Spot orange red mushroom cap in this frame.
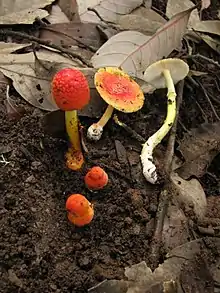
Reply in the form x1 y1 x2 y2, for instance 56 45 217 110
66 194 94 227
52 68 90 111
84 166 108 190
95 67 144 113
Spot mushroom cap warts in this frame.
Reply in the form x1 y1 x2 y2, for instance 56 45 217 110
52 68 90 111
66 194 94 226
85 166 108 190
144 58 189 89
95 67 144 113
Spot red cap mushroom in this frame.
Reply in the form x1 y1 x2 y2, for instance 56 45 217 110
84 166 108 190
87 67 144 141
52 68 90 170
66 194 94 227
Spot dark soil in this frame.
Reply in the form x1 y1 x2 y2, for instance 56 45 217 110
1 1 220 293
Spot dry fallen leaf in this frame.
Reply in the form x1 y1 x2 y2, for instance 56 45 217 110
170 173 207 220
188 69 208 77
89 238 219 293
0 50 94 111
0 42 30 54
46 4 70 24
193 20 220 36
177 122 220 179
201 0 211 11
166 0 200 28
40 22 104 51
92 7 195 79
57 0 79 21
118 7 166 35
200 33 220 54
0 0 55 24
79 0 143 23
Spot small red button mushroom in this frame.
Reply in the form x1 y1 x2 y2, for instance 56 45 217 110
52 68 90 170
66 194 94 227
84 166 108 190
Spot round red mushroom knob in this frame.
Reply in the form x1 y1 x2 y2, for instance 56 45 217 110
52 68 90 111
84 166 108 190
66 194 94 227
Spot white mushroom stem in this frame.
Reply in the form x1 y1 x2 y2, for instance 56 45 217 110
87 105 114 141
140 69 177 184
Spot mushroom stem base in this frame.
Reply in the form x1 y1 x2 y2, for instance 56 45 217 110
87 105 114 141
141 69 177 184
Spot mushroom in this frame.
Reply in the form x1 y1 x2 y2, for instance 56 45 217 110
66 194 94 227
84 166 108 190
141 58 189 184
52 68 90 170
87 67 144 141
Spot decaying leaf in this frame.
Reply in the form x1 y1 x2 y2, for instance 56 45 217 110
143 0 152 8
0 50 95 111
166 0 200 28
0 0 55 24
40 22 105 51
162 204 190 252
193 20 220 36
57 0 79 21
79 0 143 23
92 7 195 79
0 42 30 54
170 173 207 220
89 238 219 293
132 6 166 24
200 33 220 54
177 122 220 179
46 4 70 24
201 0 211 11
118 7 166 35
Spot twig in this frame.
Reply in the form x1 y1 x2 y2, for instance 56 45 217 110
0 29 91 67
113 114 145 144
149 82 184 270
149 189 170 270
165 80 184 175
196 80 220 121
187 54 220 70
0 154 10 166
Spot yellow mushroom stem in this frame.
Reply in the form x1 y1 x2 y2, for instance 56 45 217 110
65 110 84 171
87 105 114 141
141 69 177 184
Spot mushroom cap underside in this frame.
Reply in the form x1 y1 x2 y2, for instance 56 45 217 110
144 58 189 89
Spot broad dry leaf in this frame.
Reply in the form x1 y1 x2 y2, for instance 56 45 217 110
92 7 195 79
193 20 220 36
118 7 166 35
79 0 143 23
0 0 55 24
170 173 207 220
132 6 166 24
166 0 200 28
0 42 30 54
0 50 91 111
57 0 79 21
46 4 70 24
200 33 220 54
143 0 152 8
177 122 220 179
201 0 211 11
40 22 104 51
